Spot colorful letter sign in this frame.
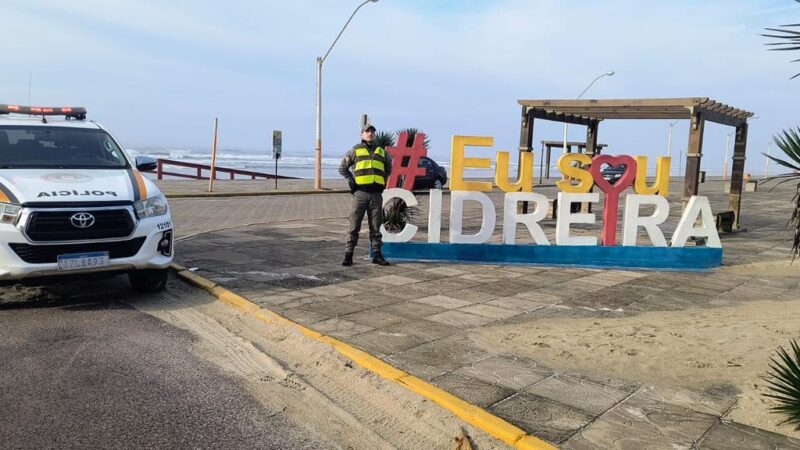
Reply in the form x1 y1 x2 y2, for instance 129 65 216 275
380 135 722 271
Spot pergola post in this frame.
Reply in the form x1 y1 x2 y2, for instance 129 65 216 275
545 143 552 179
586 121 599 155
582 121 600 213
518 107 534 212
729 123 748 229
683 111 706 208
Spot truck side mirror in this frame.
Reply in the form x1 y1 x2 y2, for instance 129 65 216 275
135 156 158 172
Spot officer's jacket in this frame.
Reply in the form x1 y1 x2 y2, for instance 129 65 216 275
339 142 393 192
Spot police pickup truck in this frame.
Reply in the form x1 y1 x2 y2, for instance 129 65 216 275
0 104 173 291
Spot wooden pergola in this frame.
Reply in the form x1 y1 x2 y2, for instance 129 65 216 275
538 140 608 183
517 98 755 228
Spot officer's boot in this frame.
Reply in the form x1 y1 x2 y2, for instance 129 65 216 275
342 251 354 266
372 251 390 266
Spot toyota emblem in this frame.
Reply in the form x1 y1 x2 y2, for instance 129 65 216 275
70 212 96 229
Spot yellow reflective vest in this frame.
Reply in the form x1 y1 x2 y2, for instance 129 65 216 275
353 145 387 187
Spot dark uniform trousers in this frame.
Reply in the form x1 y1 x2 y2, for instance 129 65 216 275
346 190 383 253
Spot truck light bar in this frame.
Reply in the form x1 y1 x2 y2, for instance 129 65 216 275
0 104 87 120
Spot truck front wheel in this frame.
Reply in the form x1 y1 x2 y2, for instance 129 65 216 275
129 269 169 292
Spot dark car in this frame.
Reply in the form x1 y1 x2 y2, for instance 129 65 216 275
600 164 627 184
410 156 448 190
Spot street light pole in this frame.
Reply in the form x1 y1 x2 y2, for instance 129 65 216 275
723 131 733 182
563 71 614 155
765 141 772 178
314 0 379 190
667 119 680 176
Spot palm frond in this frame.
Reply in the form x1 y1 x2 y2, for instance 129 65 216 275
374 130 396 149
775 128 800 166
396 128 431 150
764 5 800 79
382 197 417 232
761 127 800 259
763 339 800 430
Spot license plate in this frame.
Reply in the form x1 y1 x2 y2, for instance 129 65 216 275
57 252 110 271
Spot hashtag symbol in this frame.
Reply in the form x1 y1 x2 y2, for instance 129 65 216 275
386 132 428 190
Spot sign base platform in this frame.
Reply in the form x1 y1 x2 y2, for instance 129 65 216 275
381 243 722 271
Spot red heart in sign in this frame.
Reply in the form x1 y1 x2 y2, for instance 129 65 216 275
589 155 637 194
589 155 638 246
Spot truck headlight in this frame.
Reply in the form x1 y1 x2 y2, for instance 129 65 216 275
134 194 169 219
0 203 21 224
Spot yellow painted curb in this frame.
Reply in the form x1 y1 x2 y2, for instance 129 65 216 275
171 266 558 450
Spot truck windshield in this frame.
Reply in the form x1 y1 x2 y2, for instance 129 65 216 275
0 126 128 169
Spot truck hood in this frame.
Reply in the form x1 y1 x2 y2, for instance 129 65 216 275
0 168 160 204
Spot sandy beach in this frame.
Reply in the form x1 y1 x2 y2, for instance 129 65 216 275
474 259 800 438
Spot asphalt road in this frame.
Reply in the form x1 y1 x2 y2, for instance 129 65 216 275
0 276 328 450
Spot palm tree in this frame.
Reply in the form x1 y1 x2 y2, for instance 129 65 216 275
764 339 800 430
397 128 430 150
763 128 800 259
762 0 800 79
374 130 396 149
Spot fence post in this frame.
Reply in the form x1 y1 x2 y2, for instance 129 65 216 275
157 160 163 180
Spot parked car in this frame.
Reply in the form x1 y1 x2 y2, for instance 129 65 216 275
411 157 448 190
600 164 627 184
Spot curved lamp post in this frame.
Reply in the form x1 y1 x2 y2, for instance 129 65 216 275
315 0 379 190
563 71 615 155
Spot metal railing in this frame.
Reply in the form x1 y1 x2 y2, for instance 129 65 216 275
144 159 296 180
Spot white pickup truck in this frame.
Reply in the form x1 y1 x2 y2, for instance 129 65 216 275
0 104 173 291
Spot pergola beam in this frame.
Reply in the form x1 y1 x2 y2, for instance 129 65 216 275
517 97 755 228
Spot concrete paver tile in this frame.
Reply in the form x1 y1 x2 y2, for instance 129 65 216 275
367 275 422 287
348 328 436 355
383 355 449 381
280 308 329 325
512 291 562 303
301 284 359 298
373 287 432 301
379 320 459 343
485 296 551 312
340 310 409 329
412 295 474 310
698 420 800 450
325 280 376 294
458 272 506 283
459 304 519 320
301 300 367 318
456 354 553 391
469 281 538 297
399 270 451 282
563 391 717 449
399 334 497 373
431 372 515 409
635 385 737 417
423 266 468 277
312 318 375 338
426 310 493 328
343 291 408 307
376 301 448 319
280 296 330 309
248 292 308 307
525 374 632 416
490 393 594 444
445 288 502 303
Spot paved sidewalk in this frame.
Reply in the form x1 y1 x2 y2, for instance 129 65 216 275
170 180 800 448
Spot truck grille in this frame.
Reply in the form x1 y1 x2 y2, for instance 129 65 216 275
9 237 147 264
26 209 135 241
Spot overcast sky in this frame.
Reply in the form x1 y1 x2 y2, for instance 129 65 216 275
3 0 799 174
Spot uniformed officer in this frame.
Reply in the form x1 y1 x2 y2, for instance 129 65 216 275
339 123 392 266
